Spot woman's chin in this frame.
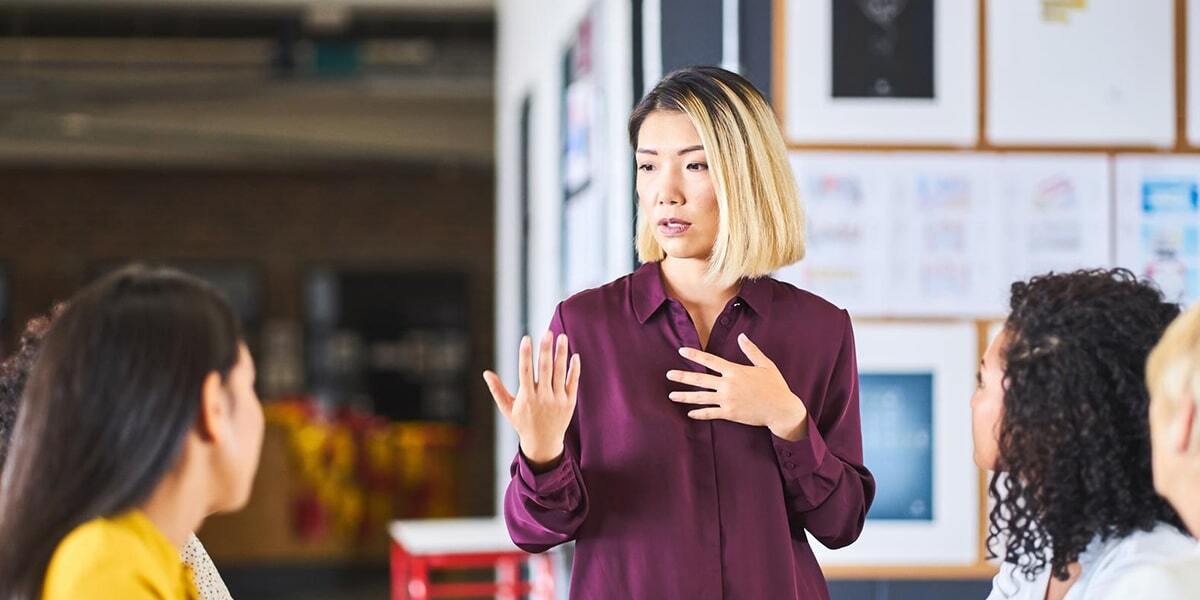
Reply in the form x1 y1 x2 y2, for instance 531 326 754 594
657 239 713 261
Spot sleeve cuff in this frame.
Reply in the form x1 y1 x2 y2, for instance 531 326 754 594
771 418 829 483
514 449 577 494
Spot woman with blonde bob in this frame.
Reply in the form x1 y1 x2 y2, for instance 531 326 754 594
1109 302 1200 599
484 66 875 599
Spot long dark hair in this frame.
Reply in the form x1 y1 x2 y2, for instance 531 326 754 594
0 266 242 600
987 269 1184 583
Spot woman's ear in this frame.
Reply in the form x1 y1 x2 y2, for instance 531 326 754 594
198 371 230 444
1171 395 1197 455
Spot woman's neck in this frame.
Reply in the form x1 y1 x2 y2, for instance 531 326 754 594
659 257 738 309
1173 483 1200 538
138 463 209 550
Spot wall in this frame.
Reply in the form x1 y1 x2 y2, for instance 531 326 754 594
0 163 498 519
494 0 637 509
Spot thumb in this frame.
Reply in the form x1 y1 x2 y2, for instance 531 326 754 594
483 371 515 420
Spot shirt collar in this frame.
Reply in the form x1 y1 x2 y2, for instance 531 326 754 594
631 261 772 324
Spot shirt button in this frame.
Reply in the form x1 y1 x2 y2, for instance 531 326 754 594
785 461 796 469
782 450 793 458
719 316 731 326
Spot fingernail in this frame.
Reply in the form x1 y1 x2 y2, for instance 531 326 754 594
677 347 688 356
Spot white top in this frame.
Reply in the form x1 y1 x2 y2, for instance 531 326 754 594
985 524 1195 600
388 518 521 555
182 534 233 600
1106 542 1200 600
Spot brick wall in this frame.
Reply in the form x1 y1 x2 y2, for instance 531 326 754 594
0 162 497 517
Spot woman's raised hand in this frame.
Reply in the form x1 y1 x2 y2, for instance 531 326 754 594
483 331 581 468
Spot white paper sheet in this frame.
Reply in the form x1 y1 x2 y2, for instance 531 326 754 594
986 0 1174 146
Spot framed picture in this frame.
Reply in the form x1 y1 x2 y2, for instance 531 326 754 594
811 321 982 570
1190 0 1200 146
1114 155 1200 308
986 0 1174 146
988 154 1113 308
779 152 1114 317
778 0 978 145
778 152 1002 317
560 3 610 297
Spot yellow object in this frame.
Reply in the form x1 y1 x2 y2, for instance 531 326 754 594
1042 0 1087 23
43 510 199 600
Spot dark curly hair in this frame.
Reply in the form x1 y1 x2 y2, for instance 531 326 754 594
987 268 1185 583
0 305 63 469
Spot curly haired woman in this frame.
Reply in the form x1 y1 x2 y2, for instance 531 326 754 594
973 269 1194 600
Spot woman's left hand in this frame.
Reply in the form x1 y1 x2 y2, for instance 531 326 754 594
667 333 809 441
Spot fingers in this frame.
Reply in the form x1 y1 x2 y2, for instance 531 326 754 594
686 407 725 421
517 336 534 392
678 347 736 374
566 354 581 403
737 333 774 367
537 330 553 389
552 334 569 396
665 369 722 391
668 391 721 405
482 371 515 419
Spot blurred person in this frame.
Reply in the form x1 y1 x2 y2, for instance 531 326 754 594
971 269 1193 600
483 66 874 599
1107 302 1200 599
0 304 234 600
0 266 264 600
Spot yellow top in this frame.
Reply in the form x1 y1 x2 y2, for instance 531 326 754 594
42 510 199 600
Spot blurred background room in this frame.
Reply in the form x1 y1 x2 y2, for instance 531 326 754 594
0 0 1196 599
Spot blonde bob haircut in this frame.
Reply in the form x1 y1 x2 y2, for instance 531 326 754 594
1147 302 1200 422
628 66 805 286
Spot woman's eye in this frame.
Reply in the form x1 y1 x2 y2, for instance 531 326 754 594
687 162 708 171
637 163 655 172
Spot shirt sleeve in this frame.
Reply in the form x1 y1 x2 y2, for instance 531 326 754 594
770 310 875 549
502 302 589 553
182 534 233 600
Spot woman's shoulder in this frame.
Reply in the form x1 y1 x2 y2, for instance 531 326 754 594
1107 553 1200 600
759 276 847 319
556 272 640 322
43 512 192 599
1091 524 1195 566
1078 524 1196 596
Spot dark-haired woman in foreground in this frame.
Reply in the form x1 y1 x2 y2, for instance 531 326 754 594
0 266 264 600
973 269 1194 600
0 303 234 600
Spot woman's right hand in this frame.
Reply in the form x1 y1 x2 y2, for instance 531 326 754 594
483 331 580 470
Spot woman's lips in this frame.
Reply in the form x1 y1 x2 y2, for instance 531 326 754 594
658 218 692 237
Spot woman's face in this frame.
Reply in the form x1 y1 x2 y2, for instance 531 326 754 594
971 330 1008 471
213 343 265 513
635 110 720 261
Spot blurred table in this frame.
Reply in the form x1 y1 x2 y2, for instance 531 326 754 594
388 518 555 600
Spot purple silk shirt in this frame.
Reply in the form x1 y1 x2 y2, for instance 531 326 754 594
504 261 875 599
